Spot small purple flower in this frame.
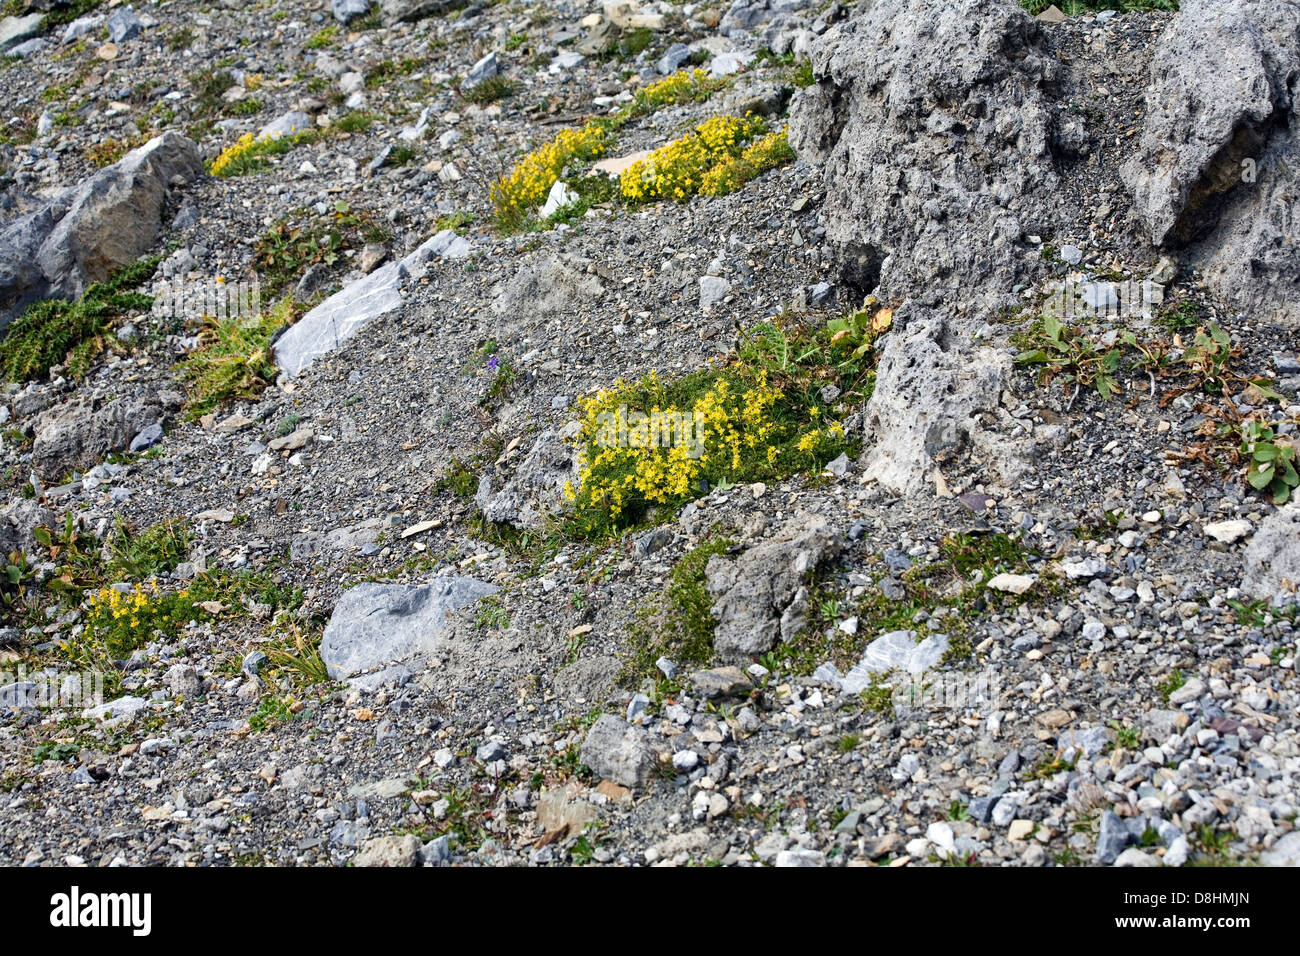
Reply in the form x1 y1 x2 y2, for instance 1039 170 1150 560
487 355 500 372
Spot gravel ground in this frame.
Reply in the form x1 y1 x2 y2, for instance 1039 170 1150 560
0 0 1297 868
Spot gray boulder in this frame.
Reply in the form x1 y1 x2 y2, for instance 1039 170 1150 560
106 7 143 43
330 0 371 24
789 0 1060 312
31 391 180 481
354 834 422 867
1261 830 1300 867
579 715 657 789
320 578 499 689
705 516 841 661
1241 501 1300 600
0 499 55 556
481 429 580 531
0 133 203 328
379 0 462 26
1122 0 1300 326
464 51 498 88
274 229 471 377
0 14 43 53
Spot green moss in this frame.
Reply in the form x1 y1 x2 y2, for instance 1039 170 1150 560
620 536 733 684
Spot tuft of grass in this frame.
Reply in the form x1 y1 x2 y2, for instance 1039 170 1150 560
475 596 510 631
335 111 379 133
0 256 159 384
174 298 295 419
463 76 516 104
264 621 331 688
305 25 339 50
106 517 190 580
85 133 151 168
38 0 105 30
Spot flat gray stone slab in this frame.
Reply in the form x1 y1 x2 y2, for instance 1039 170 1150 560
320 578 498 689
273 229 472 377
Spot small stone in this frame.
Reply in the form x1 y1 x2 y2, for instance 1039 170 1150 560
1007 819 1035 841
1203 519 1252 544
987 572 1035 595
774 848 826 867
354 834 421 867
689 666 752 698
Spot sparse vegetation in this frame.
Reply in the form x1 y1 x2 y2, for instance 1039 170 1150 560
621 535 734 685
174 298 296 419
463 76 516 104
0 256 158 384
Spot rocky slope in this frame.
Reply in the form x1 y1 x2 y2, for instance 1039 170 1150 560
0 0 1297 868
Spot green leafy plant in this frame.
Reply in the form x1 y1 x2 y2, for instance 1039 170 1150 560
1015 314 1121 404
105 517 190 579
175 299 295 418
1236 420 1299 504
0 256 158 383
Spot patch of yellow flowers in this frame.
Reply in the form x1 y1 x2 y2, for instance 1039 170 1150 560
490 123 610 229
83 582 197 659
631 68 725 112
564 366 847 535
489 69 732 230
207 122 313 178
620 114 769 203
699 127 795 197
208 132 260 177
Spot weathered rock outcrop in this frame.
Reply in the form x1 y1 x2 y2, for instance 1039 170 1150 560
30 390 181 481
857 306 1039 494
705 516 840 661
1122 0 1300 325
480 428 581 531
1241 501 1300 599
789 0 1061 312
490 254 605 319
0 132 203 328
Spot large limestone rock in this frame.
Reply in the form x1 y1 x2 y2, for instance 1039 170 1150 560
30 391 180 481
789 0 1061 312
0 132 203 328
1121 0 1300 325
705 516 841 661
320 578 499 689
273 229 470 377
1241 501 1300 599
0 14 43 53
858 305 1041 494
